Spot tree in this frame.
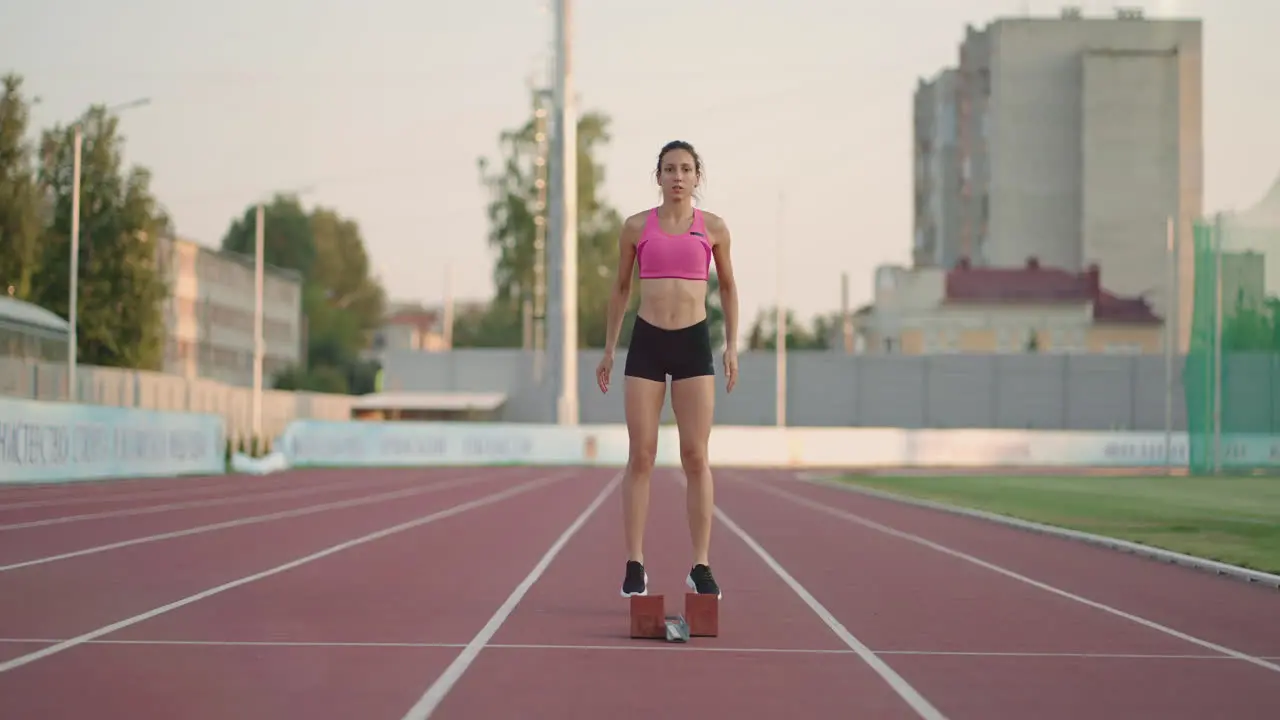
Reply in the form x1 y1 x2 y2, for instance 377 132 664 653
746 306 831 350
35 104 170 370
450 300 524 348
471 91 624 348
221 194 316 275
219 195 387 394
0 73 44 301
308 207 386 337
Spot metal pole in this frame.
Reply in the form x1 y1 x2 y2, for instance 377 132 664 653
554 0 578 425
252 203 265 438
67 126 82 401
63 98 149 400
443 261 454 348
776 191 786 427
841 272 852 354
1164 216 1174 471
534 94 549 383
1212 213 1224 474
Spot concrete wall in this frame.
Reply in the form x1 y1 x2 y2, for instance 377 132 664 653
0 357 354 441
375 347 1280 432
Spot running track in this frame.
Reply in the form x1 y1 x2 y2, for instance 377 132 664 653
0 466 1278 718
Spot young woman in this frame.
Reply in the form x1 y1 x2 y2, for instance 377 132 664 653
595 140 739 600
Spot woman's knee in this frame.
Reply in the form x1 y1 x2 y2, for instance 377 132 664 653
679 442 709 473
628 442 658 475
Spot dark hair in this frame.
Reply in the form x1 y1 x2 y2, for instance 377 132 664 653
655 140 704 199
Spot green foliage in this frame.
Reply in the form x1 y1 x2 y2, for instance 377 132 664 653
745 306 834 350
465 91 625 348
221 194 316 276
0 73 171 370
0 74 44 302
1025 331 1040 352
29 105 169 371
450 300 524 348
218 196 387 395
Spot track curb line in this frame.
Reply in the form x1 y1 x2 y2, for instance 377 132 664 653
793 472 1280 591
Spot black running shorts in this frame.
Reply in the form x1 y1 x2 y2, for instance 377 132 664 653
624 316 716 382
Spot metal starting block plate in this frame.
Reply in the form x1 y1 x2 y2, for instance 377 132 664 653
664 614 690 643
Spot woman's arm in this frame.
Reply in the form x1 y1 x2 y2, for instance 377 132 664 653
604 213 644 357
708 212 739 392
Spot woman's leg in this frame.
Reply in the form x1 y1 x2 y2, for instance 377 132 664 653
670 373 718 596
620 374 666 596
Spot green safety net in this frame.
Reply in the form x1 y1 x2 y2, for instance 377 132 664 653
1184 184 1280 474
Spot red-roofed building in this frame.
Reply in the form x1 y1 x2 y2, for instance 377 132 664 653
373 304 450 353
853 257 1164 355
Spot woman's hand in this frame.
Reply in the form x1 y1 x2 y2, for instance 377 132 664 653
596 351 615 394
723 347 738 393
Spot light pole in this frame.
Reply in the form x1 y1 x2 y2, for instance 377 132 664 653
67 97 150 399
552 0 578 425
251 187 313 438
253 201 265 438
775 191 786 427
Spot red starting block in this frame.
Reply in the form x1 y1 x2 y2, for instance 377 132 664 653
685 592 719 637
629 595 666 639
629 593 719 641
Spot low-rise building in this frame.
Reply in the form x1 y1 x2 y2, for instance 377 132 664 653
155 235 305 387
854 258 1164 355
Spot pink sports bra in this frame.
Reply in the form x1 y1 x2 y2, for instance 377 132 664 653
636 208 712 281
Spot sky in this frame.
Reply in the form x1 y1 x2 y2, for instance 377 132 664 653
4 0 1278 341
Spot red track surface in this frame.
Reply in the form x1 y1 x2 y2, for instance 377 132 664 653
0 465 1277 719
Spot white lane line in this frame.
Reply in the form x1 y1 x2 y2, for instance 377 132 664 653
803 474 1280 589
668 469 946 719
0 473 428 530
0 471 569 675
869 650 1280 660
400 471 622 720
0 481 277 511
749 479 1280 675
0 638 846 655
0 473 509 573
2 637 1278 661
712 505 949 720
0 476 279 509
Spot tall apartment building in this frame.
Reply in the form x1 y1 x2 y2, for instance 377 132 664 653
915 6 1202 351
913 69 963 268
155 235 305 387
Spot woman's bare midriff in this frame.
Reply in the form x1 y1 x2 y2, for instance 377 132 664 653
636 277 708 330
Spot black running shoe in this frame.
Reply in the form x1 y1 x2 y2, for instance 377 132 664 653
686 564 721 598
620 560 648 597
